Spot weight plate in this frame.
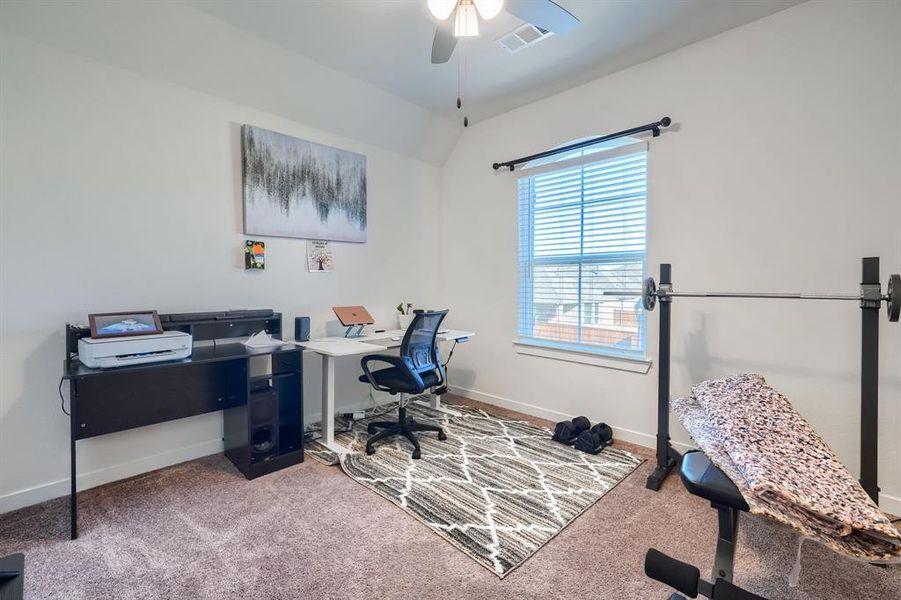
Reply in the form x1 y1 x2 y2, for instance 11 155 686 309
888 274 900 322
643 277 658 311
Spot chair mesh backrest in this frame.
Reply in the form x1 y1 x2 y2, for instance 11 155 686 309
400 310 448 373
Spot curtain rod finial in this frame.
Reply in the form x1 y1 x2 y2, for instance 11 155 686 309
660 116 671 127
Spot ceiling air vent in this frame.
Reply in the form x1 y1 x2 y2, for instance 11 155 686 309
496 23 553 54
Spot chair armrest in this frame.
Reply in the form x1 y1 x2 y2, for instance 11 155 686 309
360 354 425 393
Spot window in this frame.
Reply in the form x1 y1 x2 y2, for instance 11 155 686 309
517 143 647 360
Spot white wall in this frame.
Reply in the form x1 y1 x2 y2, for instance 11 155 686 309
3 0 900 518
0 34 443 513
0 0 459 165
439 1 901 511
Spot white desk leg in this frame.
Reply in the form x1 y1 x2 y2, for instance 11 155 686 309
319 354 354 455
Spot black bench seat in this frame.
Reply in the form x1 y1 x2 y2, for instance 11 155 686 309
680 451 749 512
645 451 767 600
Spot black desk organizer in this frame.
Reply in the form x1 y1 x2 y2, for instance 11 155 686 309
63 310 303 540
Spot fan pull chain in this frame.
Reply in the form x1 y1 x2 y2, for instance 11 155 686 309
457 55 468 127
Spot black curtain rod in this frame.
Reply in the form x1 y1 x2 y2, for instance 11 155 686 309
491 116 672 171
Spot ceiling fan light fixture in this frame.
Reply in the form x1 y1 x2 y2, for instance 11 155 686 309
473 0 503 20
454 1 479 37
427 0 457 21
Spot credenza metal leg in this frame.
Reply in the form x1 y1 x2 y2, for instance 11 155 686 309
69 380 78 540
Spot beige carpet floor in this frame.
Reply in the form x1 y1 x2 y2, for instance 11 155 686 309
0 396 898 599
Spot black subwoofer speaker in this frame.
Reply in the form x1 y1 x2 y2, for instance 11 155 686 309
250 389 279 462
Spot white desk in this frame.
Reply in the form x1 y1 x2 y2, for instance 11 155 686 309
298 328 474 455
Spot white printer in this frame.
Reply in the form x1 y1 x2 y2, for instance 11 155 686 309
78 331 192 368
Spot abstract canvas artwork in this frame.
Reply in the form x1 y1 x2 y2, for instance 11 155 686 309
242 125 367 243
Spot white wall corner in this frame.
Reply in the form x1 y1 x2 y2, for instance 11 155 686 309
448 384 693 454
446 385 901 517
0 438 224 515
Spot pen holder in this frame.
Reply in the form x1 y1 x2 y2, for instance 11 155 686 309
397 314 414 329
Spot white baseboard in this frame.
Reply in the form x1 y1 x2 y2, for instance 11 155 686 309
448 385 695 453
880 493 901 518
448 385 901 514
0 438 223 515
303 391 397 425
1 389 393 516
6 389 899 519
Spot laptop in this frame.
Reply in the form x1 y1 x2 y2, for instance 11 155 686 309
332 306 375 327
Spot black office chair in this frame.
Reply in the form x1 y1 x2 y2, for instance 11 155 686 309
358 310 449 459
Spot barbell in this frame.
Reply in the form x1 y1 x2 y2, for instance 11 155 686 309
606 273 901 322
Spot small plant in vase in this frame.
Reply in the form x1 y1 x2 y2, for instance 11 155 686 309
396 302 414 329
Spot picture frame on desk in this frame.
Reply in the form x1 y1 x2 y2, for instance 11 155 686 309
88 310 163 339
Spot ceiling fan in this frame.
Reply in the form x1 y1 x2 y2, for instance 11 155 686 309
429 0 581 64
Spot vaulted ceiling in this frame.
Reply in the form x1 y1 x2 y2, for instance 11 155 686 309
1 1 802 164
190 0 801 123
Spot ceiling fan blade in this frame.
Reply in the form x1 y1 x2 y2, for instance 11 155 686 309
431 19 458 64
505 0 581 35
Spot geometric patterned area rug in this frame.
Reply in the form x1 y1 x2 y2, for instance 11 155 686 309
306 401 643 577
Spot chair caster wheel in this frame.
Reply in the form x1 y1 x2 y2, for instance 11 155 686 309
411 449 421 460
438 431 447 441
366 446 376 456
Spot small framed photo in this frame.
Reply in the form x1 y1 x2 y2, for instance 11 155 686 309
245 240 265 270
88 310 164 339
307 240 333 272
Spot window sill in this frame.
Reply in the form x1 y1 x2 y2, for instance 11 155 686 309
512 340 652 374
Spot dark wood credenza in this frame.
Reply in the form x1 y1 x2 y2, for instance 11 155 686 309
62 312 303 540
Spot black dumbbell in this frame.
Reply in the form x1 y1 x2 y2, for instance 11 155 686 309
574 423 614 454
552 416 591 445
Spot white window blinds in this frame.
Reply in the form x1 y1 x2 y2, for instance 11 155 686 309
517 146 647 359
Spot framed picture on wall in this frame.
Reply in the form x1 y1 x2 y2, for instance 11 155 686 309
241 125 367 243
307 240 334 272
244 240 266 270
88 310 164 339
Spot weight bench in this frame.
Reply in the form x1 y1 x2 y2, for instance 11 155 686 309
645 451 767 600
0 553 24 600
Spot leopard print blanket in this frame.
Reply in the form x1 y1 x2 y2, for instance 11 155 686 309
672 374 901 562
